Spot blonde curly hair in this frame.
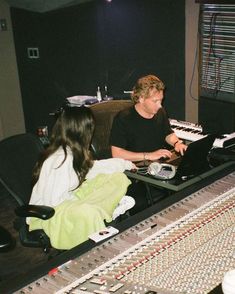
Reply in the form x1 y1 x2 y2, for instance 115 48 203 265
131 75 165 103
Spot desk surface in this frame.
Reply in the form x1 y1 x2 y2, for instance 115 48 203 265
125 161 235 191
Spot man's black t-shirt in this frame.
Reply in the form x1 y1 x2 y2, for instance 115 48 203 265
110 106 173 152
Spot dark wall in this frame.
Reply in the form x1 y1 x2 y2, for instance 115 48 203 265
11 0 185 134
199 96 235 134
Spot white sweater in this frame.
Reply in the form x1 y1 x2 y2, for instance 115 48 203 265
29 147 133 208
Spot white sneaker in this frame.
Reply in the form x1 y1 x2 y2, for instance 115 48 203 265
112 196 135 220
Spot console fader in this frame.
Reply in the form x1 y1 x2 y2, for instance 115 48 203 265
16 172 235 294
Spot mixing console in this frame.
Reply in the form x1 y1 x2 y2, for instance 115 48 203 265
15 172 235 294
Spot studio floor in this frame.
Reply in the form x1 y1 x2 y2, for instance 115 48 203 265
0 184 58 293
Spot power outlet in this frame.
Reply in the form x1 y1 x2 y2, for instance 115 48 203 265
0 19 7 31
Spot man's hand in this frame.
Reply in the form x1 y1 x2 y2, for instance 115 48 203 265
174 141 187 155
145 149 172 161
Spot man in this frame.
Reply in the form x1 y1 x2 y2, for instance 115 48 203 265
110 74 187 161
110 74 187 214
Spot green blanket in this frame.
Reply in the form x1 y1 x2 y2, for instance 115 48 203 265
29 172 131 249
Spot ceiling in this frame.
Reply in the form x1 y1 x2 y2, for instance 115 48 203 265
5 0 93 12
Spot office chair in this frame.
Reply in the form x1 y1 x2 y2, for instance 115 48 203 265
90 100 160 209
90 100 133 159
0 226 15 252
0 133 55 252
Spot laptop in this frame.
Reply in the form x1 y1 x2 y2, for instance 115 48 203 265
164 134 216 179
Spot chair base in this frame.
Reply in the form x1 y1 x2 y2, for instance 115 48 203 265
0 226 15 252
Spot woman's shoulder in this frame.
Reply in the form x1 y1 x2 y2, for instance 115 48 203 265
44 147 73 169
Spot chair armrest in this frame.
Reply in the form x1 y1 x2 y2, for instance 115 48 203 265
15 205 55 220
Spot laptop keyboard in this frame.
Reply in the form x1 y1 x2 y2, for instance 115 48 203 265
167 156 182 166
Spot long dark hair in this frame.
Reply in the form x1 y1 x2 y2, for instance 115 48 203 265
32 106 95 187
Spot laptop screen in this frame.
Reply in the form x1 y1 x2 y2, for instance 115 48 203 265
175 134 216 179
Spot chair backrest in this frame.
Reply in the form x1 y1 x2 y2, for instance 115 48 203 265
90 100 133 159
0 133 44 206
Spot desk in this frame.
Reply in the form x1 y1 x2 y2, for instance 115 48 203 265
125 161 235 192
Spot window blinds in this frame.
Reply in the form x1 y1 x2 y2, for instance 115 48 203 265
200 4 235 102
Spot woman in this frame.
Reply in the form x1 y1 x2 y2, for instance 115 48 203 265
28 106 134 249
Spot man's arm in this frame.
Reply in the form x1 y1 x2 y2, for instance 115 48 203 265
165 133 187 155
111 145 172 162
111 146 146 161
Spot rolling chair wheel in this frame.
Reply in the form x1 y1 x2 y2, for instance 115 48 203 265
0 226 15 252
